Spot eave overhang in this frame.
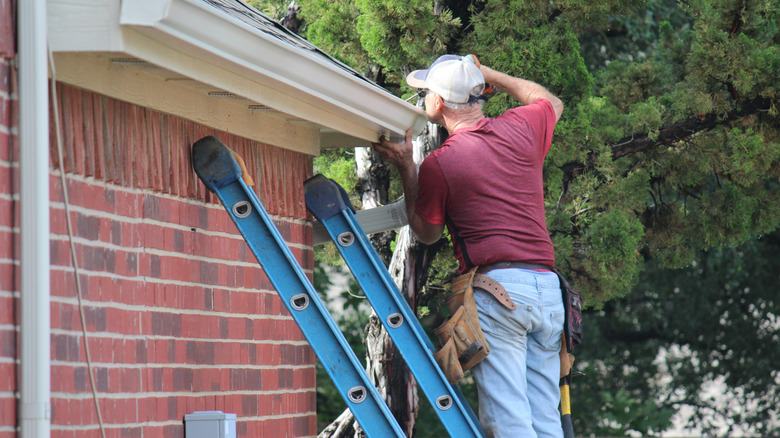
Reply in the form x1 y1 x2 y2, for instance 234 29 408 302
47 0 426 155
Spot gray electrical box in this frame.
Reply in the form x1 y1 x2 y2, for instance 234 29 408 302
184 411 236 438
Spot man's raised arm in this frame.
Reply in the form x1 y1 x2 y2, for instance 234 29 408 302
479 65 564 121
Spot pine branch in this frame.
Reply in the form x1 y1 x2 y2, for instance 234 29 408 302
611 96 769 158
561 96 771 183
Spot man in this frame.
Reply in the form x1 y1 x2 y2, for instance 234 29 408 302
372 55 565 438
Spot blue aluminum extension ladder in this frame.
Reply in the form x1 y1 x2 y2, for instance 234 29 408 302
305 175 484 438
191 136 483 437
192 137 402 437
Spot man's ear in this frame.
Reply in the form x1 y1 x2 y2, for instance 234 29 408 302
432 94 444 113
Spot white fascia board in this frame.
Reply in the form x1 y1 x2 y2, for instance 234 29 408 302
120 0 425 144
48 0 124 52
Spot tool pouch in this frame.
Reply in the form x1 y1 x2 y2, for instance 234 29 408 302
433 268 489 383
553 269 583 357
434 334 463 384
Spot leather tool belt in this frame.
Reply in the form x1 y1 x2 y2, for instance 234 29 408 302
433 262 583 384
473 261 552 311
433 268 487 384
472 273 515 310
433 267 520 384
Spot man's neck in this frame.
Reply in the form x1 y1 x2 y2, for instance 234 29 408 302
442 108 485 134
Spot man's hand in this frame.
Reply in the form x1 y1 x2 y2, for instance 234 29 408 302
478 65 564 122
372 127 415 169
371 127 444 245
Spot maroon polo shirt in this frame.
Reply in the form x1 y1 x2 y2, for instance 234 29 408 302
415 99 557 273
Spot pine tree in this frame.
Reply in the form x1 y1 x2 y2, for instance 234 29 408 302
251 0 779 435
298 0 779 304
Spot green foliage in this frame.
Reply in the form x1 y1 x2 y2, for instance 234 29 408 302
465 2 593 112
548 0 780 303
589 388 675 436
598 61 672 112
579 209 645 304
574 231 780 436
684 0 780 105
302 0 460 93
689 179 773 248
550 97 626 163
723 127 780 186
301 0 372 72
579 0 693 71
355 0 459 71
246 0 292 21
314 149 360 206
261 0 780 433
312 149 364 266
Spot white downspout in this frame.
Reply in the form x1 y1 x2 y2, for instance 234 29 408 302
18 0 51 436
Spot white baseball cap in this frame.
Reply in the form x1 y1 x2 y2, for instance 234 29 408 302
406 55 485 104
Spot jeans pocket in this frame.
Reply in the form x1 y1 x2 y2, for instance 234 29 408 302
542 311 565 351
476 290 522 339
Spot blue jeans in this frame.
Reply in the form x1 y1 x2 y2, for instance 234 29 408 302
472 268 564 438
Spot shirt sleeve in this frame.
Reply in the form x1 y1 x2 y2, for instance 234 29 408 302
415 155 448 225
503 98 557 157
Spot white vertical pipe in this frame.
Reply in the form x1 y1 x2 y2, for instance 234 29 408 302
18 0 51 435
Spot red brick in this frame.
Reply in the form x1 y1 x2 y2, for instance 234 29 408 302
139 222 165 252
0 69 11 121
100 96 119 185
134 397 148 423
114 189 139 218
69 86 86 176
0 1 13 58
0 362 14 393
114 367 141 393
0 159 14 198
0 261 17 293
0 130 13 163
0 393 15 426
0 197 16 230
0 228 15 260
0 292 13 326
49 270 70 299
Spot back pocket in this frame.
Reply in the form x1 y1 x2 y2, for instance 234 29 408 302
542 311 565 351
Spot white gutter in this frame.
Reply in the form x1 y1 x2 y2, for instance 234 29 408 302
119 0 425 143
18 0 52 436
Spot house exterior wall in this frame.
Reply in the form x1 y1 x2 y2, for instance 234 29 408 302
1 0 19 436
1 4 318 433
45 85 317 438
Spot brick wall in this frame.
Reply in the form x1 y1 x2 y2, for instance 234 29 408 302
0 14 319 433
0 0 18 436
47 174 315 437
